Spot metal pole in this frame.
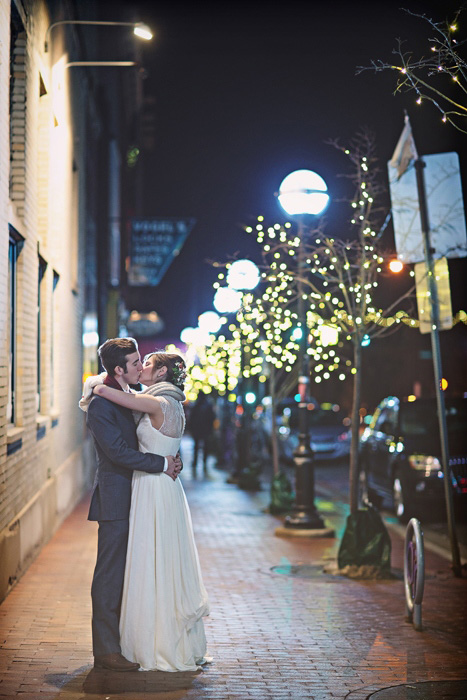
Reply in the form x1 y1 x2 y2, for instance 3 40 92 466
45 20 139 52
414 159 461 576
65 61 136 68
285 217 325 529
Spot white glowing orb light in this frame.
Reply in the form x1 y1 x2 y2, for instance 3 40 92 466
278 169 329 216
133 22 153 40
213 287 243 313
180 327 196 344
198 310 222 333
319 324 339 347
180 326 212 346
291 327 303 341
389 259 404 273
83 331 99 348
227 259 260 291
181 326 212 347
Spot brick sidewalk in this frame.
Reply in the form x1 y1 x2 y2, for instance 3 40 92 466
0 451 466 700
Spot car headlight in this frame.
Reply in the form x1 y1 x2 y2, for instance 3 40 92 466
408 454 441 472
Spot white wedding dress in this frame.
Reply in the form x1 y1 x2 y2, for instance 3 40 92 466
119 396 210 671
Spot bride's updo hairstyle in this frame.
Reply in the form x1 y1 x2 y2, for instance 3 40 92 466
145 352 187 390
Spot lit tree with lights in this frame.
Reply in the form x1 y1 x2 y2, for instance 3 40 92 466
359 9 467 133
246 132 418 515
184 333 241 402
206 258 302 499
238 280 301 505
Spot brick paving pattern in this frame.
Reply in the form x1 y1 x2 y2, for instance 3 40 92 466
1 450 466 700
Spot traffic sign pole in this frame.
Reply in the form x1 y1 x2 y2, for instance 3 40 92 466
414 158 461 577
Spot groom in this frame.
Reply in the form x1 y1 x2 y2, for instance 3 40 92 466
85 337 182 672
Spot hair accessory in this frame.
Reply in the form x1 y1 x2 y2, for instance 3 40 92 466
172 360 187 387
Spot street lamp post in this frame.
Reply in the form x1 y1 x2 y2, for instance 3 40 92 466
225 260 260 484
213 287 244 470
277 170 333 532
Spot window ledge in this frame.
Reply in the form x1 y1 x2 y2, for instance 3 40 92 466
7 426 24 444
36 414 50 429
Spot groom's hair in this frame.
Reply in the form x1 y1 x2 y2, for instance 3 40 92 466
98 337 138 376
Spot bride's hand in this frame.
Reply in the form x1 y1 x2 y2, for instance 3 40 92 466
79 372 107 411
165 456 181 481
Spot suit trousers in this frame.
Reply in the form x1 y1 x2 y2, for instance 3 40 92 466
91 519 129 657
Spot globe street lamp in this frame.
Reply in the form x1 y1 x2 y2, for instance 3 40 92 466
198 310 223 334
227 259 260 291
213 287 243 314
277 169 333 532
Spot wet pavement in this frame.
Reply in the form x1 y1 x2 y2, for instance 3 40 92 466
0 439 466 699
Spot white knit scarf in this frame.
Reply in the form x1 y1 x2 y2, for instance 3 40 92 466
133 380 185 425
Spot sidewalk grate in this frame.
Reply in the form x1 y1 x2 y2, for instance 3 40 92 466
367 680 467 699
270 563 328 579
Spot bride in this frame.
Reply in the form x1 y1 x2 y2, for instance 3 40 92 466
93 351 210 672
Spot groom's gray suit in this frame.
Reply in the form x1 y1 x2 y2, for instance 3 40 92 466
87 394 165 657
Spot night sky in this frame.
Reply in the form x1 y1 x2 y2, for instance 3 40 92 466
107 0 465 337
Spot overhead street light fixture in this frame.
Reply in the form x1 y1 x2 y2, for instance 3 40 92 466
133 23 153 40
44 20 153 52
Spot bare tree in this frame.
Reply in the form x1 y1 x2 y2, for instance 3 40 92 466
358 9 467 133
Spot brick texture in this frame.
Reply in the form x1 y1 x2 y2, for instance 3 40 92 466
0 0 93 602
0 456 465 700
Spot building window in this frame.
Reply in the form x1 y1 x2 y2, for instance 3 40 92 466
37 256 47 412
51 270 59 410
8 226 24 424
9 4 27 218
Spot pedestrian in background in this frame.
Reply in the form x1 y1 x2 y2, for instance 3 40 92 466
188 393 216 476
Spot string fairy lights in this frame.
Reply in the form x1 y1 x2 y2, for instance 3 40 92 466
185 136 466 400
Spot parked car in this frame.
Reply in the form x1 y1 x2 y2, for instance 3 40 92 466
309 407 351 461
360 396 467 520
275 402 351 464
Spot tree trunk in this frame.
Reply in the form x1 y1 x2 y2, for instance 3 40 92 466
349 340 362 515
270 365 280 477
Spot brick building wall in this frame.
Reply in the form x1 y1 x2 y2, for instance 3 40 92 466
0 0 95 602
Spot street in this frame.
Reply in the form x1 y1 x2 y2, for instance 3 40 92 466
0 438 466 700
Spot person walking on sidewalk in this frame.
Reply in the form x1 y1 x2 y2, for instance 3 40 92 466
188 392 216 476
92 351 210 671
80 338 181 672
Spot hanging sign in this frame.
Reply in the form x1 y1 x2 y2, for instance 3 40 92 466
388 152 467 264
127 217 195 286
414 257 453 334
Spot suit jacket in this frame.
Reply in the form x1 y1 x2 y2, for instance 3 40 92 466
86 395 164 521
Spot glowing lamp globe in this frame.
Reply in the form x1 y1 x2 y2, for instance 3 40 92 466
213 287 242 314
278 169 329 216
198 310 222 333
133 22 153 40
180 327 196 344
389 259 404 273
226 259 260 291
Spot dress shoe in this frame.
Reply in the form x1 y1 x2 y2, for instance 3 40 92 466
94 652 140 671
